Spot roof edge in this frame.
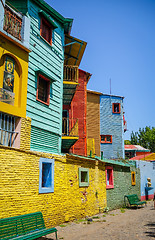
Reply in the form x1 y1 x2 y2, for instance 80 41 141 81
32 0 73 33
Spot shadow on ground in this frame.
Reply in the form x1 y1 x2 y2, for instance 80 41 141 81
144 222 155 238
38 237 54 240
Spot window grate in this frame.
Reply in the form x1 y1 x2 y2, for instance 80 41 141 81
0 113 18 147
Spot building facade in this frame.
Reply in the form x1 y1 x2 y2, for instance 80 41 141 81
8 0 73 154
100 94 125 159
0 0 30 149
104 160 140 210
68 69 91 156
87 90 101 157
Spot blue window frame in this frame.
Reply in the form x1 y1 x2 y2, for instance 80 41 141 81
39 158 54 193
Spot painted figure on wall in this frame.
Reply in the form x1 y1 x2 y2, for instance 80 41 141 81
3 56 15 92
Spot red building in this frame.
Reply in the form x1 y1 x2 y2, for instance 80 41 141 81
69 69 91 156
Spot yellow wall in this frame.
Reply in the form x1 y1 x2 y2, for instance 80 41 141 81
0 33 29 117
0 147 106 227
87 138 96 157
20 117 31 150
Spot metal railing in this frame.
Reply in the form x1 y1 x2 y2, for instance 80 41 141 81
63 65 78 83
62 117 78 136
3 4 22 41
0 112 18 147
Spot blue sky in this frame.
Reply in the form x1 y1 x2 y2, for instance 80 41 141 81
47 0 155 140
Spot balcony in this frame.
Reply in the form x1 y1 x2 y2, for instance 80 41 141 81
62 117 79 152
63 65 78 83
63 65 79 105
0 3 30 49
3 4 22 41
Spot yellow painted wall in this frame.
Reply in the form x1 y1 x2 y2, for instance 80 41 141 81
87 138 95 157
0 147 106 227
0 33 29 117
20 117 31 150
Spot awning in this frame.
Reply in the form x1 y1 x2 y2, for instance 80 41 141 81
64 34 87 66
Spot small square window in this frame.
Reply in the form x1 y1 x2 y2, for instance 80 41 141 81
40 18 52 45
112 103 120 114
39 158 54 193
79 168 89 187
106 166 114 189
100 135 112 144
36 74 50 105
131 171 136 185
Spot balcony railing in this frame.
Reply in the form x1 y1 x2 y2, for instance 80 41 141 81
62 117 78 136
63 65 78 83
3 4 22 41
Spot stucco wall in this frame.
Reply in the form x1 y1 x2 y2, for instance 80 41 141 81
136 160 155 200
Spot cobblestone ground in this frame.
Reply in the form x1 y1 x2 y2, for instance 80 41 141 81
39 200 155 240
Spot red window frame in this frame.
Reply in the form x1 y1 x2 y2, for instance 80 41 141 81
40 17 52 45
100 135 112 144
36 74 50 105
112 103 120 114
105 166 114 189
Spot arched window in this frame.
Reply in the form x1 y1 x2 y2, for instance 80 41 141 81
3 56 15 93
0 54 21 106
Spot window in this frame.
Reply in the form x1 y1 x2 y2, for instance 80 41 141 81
106 166 114 189
0 112 19 147
131 171 136 185
100 135 112 143
112 103 120 114
40 18 52 44
36 74 50 105
79 168 89 187
39 158 54 193
153 162 155 170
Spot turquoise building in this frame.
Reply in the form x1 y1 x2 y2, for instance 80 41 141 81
100 94 125 159
7 0 79 154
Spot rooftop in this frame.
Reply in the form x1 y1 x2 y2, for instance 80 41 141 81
125 145 150 152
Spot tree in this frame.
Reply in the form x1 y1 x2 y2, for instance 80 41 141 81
124 140 131 145
130 126 155 152
131 131 138 145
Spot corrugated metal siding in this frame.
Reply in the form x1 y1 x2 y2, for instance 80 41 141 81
87 92 100 157
31 126 59 153
25 0 64 154
69 70 87 156
100 96 124 159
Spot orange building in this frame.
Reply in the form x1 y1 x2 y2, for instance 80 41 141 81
87 90 101 157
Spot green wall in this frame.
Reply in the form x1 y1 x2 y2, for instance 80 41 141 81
106 164 140 210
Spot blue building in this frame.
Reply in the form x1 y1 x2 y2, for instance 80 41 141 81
100 94 125 159
136 160 155 200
